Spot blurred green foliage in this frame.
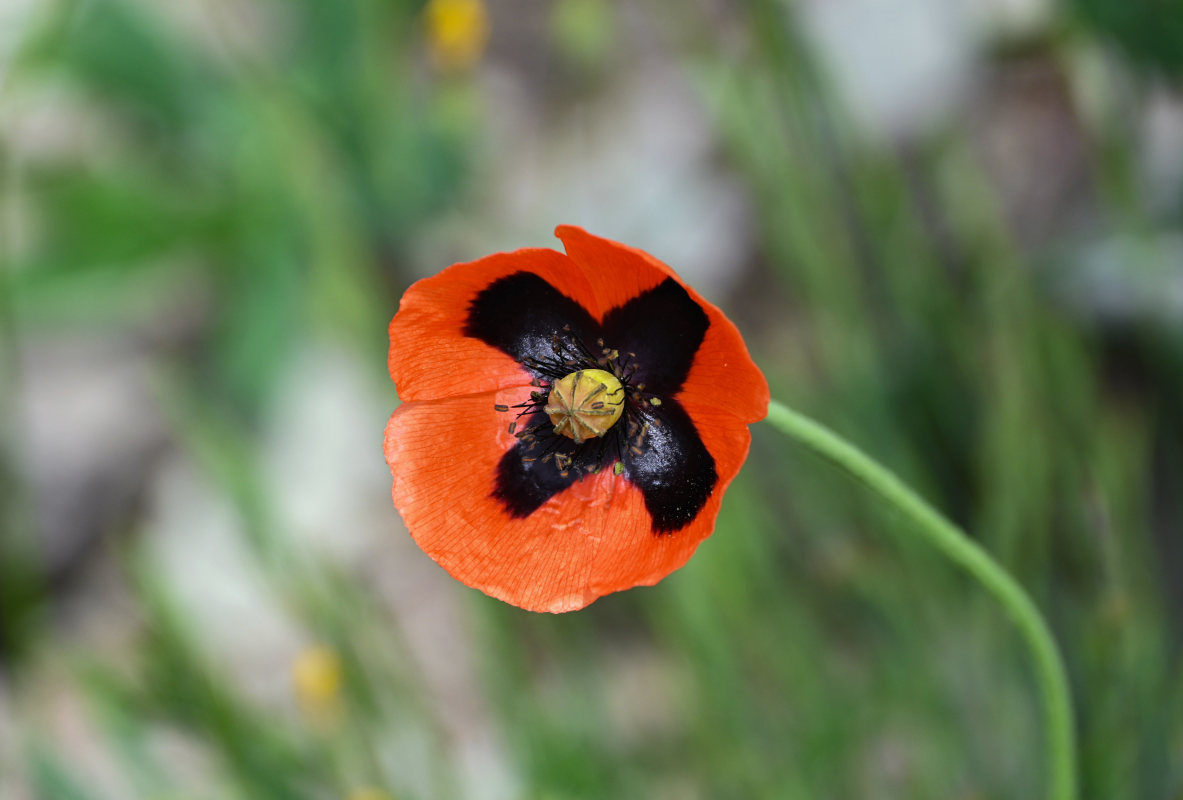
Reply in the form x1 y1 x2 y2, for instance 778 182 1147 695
10 0 471 415
3 0 1183 798
1069 0 1183 77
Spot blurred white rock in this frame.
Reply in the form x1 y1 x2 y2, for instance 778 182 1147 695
417 62 752 302
1057 233 1183 330
16 336 164 580
142 455 307 708
965 0 1054 37
798 0 981 141
797 0 1051 143
262 342 394 567
1140 88 1183 216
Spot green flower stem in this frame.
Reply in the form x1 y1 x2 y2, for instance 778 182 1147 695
764 399 1077 800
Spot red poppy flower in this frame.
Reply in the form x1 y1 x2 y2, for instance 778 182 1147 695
383 226 769 612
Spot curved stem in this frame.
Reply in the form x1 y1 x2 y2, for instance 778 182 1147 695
764 399 1076 800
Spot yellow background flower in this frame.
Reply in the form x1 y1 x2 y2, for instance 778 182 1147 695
425 0 489 72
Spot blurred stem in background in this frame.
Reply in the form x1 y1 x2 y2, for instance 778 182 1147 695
765 399 1077 800
0 100 43 665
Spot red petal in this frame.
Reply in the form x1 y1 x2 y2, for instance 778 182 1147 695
388 248 596 403
680 305 770 423
384 390 718 612
557 225 769 423
555 225 674 317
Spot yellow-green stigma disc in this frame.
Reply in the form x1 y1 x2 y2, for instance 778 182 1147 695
545 369 625 443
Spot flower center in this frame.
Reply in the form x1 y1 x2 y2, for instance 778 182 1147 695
545 369 625 443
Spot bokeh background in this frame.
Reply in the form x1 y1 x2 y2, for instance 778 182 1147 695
2 0 1182 797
